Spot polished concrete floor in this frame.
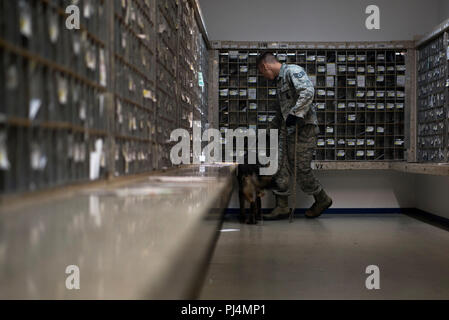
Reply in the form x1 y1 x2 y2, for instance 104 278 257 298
200 214 449 300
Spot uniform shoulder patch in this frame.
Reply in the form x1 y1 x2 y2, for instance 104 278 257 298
292 70 306 80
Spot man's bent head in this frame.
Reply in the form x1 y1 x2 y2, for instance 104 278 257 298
256 52 282 80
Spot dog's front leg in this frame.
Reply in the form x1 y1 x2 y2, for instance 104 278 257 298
247 202 257 225
256 196 262 221
238 190 246 223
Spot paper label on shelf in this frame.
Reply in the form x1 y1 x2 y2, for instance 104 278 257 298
240 89 247 97
348 102 356 108
397 75 406 87
317 139 325 146
229 51 238 58
348 79 356 86
100 49 107 87
367 104 376 109
367 139 375 146
0 132 10 170
367 150 375 157
198 72 204 87
377 127 385 133
338 55 346 62
338 103 346 109
248 89 257 100
327 63 336 75
357 103 365 109
357 139 365 146
396 103 404 109
268 89 277 96
31 145 47 171
29 99 41 120
377 103 385 110
326 76 335 87
317 103 325 110
278 54 287 61
357 76 365 87
327 139 335 146
249 103 257 110
326 127 334 133
348 114 356 121
338 139 346 145
248 77 257 83
57 76 68 105
19 0 32 38
357 151 365 157
337 150 346 157
307 55 316 61
90 139 103 180
347 140 356 146
318 66 326 73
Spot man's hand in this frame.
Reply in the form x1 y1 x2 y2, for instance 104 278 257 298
286 114 305 127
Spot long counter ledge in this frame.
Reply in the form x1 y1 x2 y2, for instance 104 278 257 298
0 164 237 299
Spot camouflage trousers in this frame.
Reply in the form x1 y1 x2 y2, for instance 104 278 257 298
272 124 323 196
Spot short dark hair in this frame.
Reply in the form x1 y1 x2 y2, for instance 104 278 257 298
256 51 278 67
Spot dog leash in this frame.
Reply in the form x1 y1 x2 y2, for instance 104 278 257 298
290 122 299 223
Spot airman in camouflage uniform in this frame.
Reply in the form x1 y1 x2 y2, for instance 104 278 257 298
257 53 333 219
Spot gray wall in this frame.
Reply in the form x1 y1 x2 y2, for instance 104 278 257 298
439 0 449 23
199 0 442 42
414 175 449 219
228 170 417 210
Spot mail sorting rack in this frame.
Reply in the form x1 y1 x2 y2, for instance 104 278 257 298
154 0 179 168
417 32 449 163
218 48 407 162
198 22 210 129
0 0 211 194
0 0 109 193
113 0 157 176
178 0 196 132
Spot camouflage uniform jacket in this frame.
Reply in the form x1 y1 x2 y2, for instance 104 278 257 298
276 63 318 126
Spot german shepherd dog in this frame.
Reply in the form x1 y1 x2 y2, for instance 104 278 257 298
237 164 274 224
